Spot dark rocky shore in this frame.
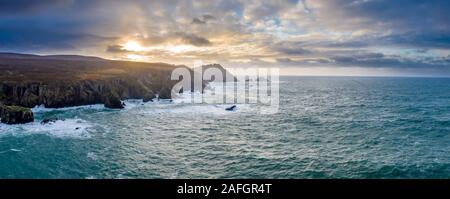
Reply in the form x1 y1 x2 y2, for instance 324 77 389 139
0 53 220 124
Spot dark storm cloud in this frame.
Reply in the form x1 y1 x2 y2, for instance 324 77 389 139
272 41 312 55
259 0 448 74
176 33 211 46
202 14 216 21
276 47 312 55
0 27 113 51
329 54 405 68
306 32 450 51
106 45 129 53
277 52 450 69
379 32 450 49
317 0 450 32
328 56 439 68
192 14 217 25
0 0 119 52
192 18 206 25
276 57 330 64
0 0 72 14
322 40 370 48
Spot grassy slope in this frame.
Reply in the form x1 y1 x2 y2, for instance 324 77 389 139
0 54 180 83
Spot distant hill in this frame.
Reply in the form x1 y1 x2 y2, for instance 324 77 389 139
0 52 106 62
0 52 178 82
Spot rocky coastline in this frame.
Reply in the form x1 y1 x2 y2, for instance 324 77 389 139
0 53 219 124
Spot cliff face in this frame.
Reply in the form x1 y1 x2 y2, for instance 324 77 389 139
0 74 174 109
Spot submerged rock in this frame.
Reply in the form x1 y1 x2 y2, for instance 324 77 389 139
0 104 34 124
104 94 124 109
225 105 237 111
158 89 172 100
41 117 61 125
143 93 156 103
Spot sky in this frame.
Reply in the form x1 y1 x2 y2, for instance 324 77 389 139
0 0 449 76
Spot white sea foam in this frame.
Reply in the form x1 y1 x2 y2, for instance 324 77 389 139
0 83 252 139
32 104 105 113
141 103 253 116
171 81 263 104
151 82 257 115
87 152 98 160
122 99 153 110
31 99 163 113
9 149 22 152
0 119 94 139
29 80 260 114
0 149 22 154
168 104 238 115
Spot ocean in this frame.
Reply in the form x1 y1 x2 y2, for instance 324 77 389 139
0 76 449 179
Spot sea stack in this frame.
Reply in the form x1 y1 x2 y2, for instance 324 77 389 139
103 93 125 109
0 104 34 124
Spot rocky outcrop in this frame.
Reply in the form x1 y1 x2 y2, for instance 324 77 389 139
143 92 156 102
0 63 181 109
41 117 61 125
225 105 237 111
0 104 34 124
0 76 178 109
103 93 124 109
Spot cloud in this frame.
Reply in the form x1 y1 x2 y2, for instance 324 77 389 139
272 41 312 55
302 0 450 33
106 45 129 53
276 52 450 69
202 14 216 21
379 32 450 49
176 32 211 46
276 57 330 64
192 18 206 25
192 14 217 25
0 0 448 75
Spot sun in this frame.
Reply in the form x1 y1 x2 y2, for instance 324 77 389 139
123 40 146 52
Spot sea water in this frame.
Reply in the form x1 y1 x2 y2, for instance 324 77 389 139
0 76 449 179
